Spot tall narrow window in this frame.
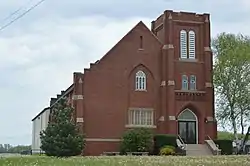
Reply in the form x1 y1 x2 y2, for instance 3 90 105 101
180 30 187 59
135 70 146 91
139 36 143 49
182 75 188 90
188 31 195 59
190 75 196 90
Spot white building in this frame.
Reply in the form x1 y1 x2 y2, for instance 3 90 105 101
31 107 50 154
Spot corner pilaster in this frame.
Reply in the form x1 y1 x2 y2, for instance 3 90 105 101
73 72 84 134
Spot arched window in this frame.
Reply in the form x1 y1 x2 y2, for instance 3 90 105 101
181 75 188 90
188 30 195 59
178 109 197 121
135 70 146 91
190 75 196 90
180 30 187 59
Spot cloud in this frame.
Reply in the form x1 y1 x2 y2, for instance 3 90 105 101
0 10 151 145
0 0 250 145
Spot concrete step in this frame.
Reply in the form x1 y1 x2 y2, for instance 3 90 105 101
186 144 213 156
186 144 206 150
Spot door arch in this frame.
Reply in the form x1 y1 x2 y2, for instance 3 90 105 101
177 109 198 144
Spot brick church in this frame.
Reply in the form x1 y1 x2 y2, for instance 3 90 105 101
47 10 217 156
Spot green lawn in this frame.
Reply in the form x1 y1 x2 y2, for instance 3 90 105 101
0 155 249 166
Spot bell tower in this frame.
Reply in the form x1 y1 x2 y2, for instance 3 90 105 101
151 10 216 143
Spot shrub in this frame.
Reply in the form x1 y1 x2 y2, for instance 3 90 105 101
159 145 175 156
153 134 177 155
120 128 153 154
214 139 233 155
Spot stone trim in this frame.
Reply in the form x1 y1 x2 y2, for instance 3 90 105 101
125 125 157 128
72 95 83 100
79 78 83 84
158 116 165 122
178 58 198 62
163 44 174 49
204 47 212 52
128 107 154 111
168 80 175 86
76 118 84 123
161 81 166 86
206 116 214 122
205 82 213 88
168 13 172 19
174 90 206 93
169 116 176 121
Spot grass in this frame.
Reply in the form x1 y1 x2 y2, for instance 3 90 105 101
0 155 249 166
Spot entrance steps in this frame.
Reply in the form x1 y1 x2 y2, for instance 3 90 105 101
186 144 213 156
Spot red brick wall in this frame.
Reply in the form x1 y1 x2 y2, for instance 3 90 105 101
83 22 162 151
152 10 216 142
84 141 120 156
80 10 216 155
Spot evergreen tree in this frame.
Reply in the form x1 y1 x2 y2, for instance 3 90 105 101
40 97 85 157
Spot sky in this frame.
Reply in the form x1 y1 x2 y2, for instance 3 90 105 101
0 0 250 146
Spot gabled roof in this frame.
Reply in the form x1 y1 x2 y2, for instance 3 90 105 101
97 21 163 64
136 21 163 44
31 21 162 122
31 107 50 121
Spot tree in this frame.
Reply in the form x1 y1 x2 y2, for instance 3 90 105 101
213 33 250 140
40 98 85 157
235 84 250 135
8 145 31 153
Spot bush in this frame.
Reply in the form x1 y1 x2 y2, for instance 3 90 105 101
153 134 177 155
120 128 153 154
214 139 233 155
159 145 175 156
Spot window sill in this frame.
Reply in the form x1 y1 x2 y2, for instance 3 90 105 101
178 58 197 62
135 89 147 92
125 125 157 128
